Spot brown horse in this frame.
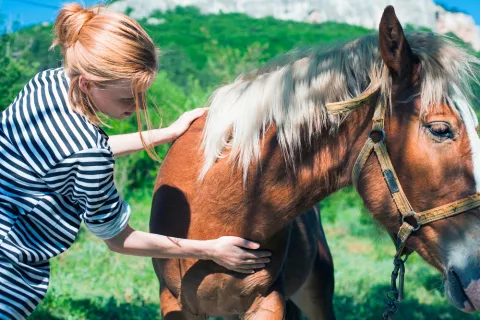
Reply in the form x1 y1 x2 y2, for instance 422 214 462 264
150 6 480 319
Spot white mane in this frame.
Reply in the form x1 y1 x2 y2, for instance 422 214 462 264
200 33 480 180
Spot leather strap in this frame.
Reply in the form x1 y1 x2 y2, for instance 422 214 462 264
325 83 381 115
415 194 480 225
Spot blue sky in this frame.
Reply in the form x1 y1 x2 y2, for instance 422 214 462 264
1 0 480 29
0 0 102 29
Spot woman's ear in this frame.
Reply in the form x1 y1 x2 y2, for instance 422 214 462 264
78 75 89 94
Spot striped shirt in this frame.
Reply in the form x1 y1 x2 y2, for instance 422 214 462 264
0 68 130 319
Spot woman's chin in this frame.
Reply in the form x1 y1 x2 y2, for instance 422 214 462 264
115 112 134 120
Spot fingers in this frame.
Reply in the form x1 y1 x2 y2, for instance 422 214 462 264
243 257 271 264
239 263 266 269
240 250 272 260
230 263 265 274
182 108 206 121
237 256 270 268
232 268 255 274
212 237 272 274
219 255 269 274
229 237 261 250
191 108 206 116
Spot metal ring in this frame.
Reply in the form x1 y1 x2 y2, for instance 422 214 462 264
405 210 416 216
368 129 386 143
386 290 398 301
402 215 420 232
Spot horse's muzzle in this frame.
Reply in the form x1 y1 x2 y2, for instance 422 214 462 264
445 266 480 313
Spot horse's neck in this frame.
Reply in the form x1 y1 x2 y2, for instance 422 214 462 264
247 105 374 239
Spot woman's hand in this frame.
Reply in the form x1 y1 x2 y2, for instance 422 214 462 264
206 236 271 274
108 108 207 157
167 108 207 140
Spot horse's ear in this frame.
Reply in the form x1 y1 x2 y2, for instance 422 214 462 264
379 6 417 80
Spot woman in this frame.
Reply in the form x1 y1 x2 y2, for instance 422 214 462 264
0 3 270 319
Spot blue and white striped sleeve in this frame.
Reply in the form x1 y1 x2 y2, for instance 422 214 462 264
41 148 131 239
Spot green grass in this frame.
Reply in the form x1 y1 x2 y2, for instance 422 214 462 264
30 188 480 320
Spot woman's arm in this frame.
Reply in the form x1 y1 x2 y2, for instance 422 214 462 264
107 128 176 157
104 225 271 274
108 108 206 157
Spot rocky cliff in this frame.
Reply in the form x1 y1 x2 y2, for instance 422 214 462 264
109 0 480 50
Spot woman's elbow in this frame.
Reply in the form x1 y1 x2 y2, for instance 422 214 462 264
105 238 124 253
104 225 133 253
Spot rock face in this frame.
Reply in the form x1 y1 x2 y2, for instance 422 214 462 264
435 5 480 50
109 0 480 50
305 0 438 31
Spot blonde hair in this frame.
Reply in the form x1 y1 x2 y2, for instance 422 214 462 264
51 3 160 160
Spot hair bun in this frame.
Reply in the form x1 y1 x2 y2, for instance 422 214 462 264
51 3 96 50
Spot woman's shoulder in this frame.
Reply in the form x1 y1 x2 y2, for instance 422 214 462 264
4 67 78 127
31 68 110 148
27 67 68 90
5 67 68 110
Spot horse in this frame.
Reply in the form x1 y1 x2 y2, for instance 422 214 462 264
150 6 480 319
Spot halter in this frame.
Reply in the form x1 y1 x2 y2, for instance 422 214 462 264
326 83 480 319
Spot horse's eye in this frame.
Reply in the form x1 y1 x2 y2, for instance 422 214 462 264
426 122 453 140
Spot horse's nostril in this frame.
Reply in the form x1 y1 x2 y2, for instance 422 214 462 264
447 267 468 293
446 267 479 312
446 266 474 311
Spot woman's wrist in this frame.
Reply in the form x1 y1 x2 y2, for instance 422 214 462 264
174 237 215 261
196 239 215 260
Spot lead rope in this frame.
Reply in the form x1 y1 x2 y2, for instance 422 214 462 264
382 252 410 319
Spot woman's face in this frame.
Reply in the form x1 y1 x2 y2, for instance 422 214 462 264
79 76 148 120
